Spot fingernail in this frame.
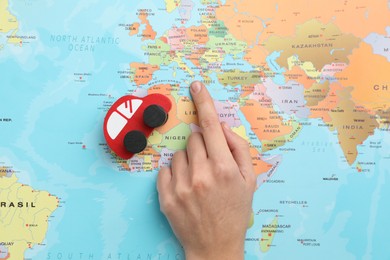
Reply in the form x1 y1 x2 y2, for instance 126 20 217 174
190 81 202 94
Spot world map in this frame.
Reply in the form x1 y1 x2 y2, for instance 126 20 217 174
0 0 389 259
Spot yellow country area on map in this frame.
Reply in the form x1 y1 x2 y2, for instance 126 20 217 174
287 56 321 81
0 0 21 45
260 216 278 253
148 130 163 146
165 0 181 13
0 172 58 260
231 125 250 142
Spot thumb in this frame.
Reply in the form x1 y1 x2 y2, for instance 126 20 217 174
221 122 255 182
157 166 173 214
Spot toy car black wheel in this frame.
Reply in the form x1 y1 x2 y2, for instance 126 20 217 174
123 130 147 154
143 105 168 128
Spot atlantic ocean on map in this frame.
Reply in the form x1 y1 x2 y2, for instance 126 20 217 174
0 0 389 259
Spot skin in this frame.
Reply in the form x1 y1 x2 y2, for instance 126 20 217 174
157 81 256 260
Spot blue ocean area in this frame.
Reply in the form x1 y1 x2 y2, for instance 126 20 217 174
265 51 286 86
0 0 389 259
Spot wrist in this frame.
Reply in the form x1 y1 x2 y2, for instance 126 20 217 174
185 245 244 260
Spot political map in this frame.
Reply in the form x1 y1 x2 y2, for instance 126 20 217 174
1 0 390 259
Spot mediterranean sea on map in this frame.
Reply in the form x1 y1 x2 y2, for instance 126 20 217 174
0 0 389 259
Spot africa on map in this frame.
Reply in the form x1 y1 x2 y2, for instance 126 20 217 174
0 0 389 259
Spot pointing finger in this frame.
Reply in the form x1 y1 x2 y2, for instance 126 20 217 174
190 81 231 160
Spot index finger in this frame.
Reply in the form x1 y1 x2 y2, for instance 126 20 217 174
190 81 231 159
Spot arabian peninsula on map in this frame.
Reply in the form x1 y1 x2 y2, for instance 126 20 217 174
0 0 389 259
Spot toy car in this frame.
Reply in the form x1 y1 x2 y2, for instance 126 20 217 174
103 94 171 159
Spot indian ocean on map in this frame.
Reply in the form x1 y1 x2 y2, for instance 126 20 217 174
0 0 389 259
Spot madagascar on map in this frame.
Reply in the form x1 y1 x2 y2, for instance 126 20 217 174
0 0 389 259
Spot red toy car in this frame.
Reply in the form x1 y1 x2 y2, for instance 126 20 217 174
103 94 171 159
